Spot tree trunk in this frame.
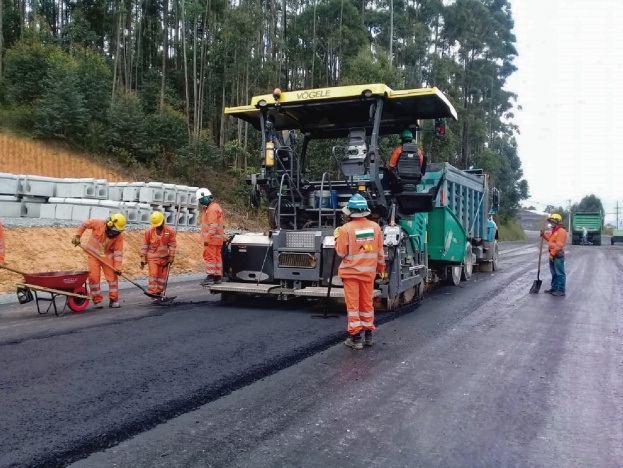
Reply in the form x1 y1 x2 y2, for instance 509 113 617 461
111 2 123 105
0 0 4 78
389 0 393 64
160 0 169 110
181 0 191 136
311 0 317 88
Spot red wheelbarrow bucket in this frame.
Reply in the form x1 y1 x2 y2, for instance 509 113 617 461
20 270 90 314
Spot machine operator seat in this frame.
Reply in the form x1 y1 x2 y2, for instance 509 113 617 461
392 143 436 214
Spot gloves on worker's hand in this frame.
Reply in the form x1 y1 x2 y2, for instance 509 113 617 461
203 241 209 247
72 235 81 247
167 257 174 265
333 227 341 239
548 254 554 262
140 257 147 269
114 269 122 276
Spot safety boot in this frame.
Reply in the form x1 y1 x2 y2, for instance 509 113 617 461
344 334 363 350
200 275 215 286
364 330 373 346
543 289 554 294
213 276 222 284
93 302 103 310
109 300 120 308
552 290 566 297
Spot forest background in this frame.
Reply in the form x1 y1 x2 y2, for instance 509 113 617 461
0 0 528 223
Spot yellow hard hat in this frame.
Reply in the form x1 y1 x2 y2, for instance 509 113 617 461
150 211 165 227
548 213 563 223
108 213 127 232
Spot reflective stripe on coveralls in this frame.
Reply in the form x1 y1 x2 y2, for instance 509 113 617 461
336 218 385 335
77 219 123 303
140 225 177 294
201 202 224 276
0 221 5 264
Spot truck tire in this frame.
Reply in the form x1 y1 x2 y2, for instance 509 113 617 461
446 265 461 285
594 235 601 246
461 243 473 281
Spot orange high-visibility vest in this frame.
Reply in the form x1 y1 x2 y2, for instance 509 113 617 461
335 218 385 281
77 219 124 269
544 226 568 257
201 202 224 246
140 225 177 265
0 220 5 264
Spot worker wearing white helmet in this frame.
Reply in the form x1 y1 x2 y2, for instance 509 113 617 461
197 188 224 285
140 211 177 303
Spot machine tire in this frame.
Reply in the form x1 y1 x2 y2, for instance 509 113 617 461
461 243 473 281
491 240 499 271
611 238 615 245
594 235 601 246
68 286 90 312
446 265 462 286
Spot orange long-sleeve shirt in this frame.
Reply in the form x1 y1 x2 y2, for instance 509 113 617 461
335 218 385 281
140 225 177 265
77 219 124 270
387 145 424 169
201 202 224 246
544 225 568 257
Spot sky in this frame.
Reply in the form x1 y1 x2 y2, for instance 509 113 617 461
506 0 623 224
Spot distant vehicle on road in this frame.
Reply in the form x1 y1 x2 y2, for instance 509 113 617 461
571 212 602 245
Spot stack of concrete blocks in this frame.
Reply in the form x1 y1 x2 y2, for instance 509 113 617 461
0 172 201 228
0 173 23 217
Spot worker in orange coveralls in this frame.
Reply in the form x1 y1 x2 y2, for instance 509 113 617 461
0 219 5 264
72 213 126 309
387 129 424 170
335 194 385 350
197 188 224 286
140 211 176 304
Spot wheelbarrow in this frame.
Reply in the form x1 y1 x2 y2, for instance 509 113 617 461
0 264 90 316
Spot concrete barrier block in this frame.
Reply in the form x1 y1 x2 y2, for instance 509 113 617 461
0 173 21 195
187 208 198 226
23 202 43 218
122 202 138 223
187 186 199 206
39 204 58 219
71 205 92 221
139 182 164 204
123 182 144 202
0 201 22 217
95 179 109 199
137 203 151 224
175 185 189 205
163 184 177 204
91 206 114 219
54 178 99 198
108 182 127 201
55 204 73 220
20 175 56 197
176 207 189 226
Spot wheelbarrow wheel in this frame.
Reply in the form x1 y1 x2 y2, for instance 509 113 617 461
68 286 90 312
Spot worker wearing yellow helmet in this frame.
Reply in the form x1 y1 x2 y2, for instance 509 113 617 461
72 212 127 309
540 213 568 296
140 211 177 303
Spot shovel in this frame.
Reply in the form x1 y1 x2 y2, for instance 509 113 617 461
79 245 163 299
529 231 545 294
155 204 182 305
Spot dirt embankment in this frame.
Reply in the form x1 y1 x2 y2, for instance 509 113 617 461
0 227 207 295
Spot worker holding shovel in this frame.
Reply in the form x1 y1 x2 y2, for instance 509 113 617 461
72 213 126 309
541 213 567 297
140 212 176 304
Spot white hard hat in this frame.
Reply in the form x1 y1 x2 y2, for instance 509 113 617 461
196 187 212 199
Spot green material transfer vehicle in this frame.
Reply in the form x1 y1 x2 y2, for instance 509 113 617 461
572 212 602 245
205 83 499 309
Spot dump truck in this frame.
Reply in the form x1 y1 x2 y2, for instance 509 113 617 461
572 212 602 245
611 229 623 245
206 84 499 309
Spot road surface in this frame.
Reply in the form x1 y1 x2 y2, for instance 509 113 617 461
0 233 621 467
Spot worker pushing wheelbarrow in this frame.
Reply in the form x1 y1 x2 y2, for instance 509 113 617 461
0 264 90 316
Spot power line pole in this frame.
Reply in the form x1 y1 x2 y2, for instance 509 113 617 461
617 201 620 229
567 199 572 232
